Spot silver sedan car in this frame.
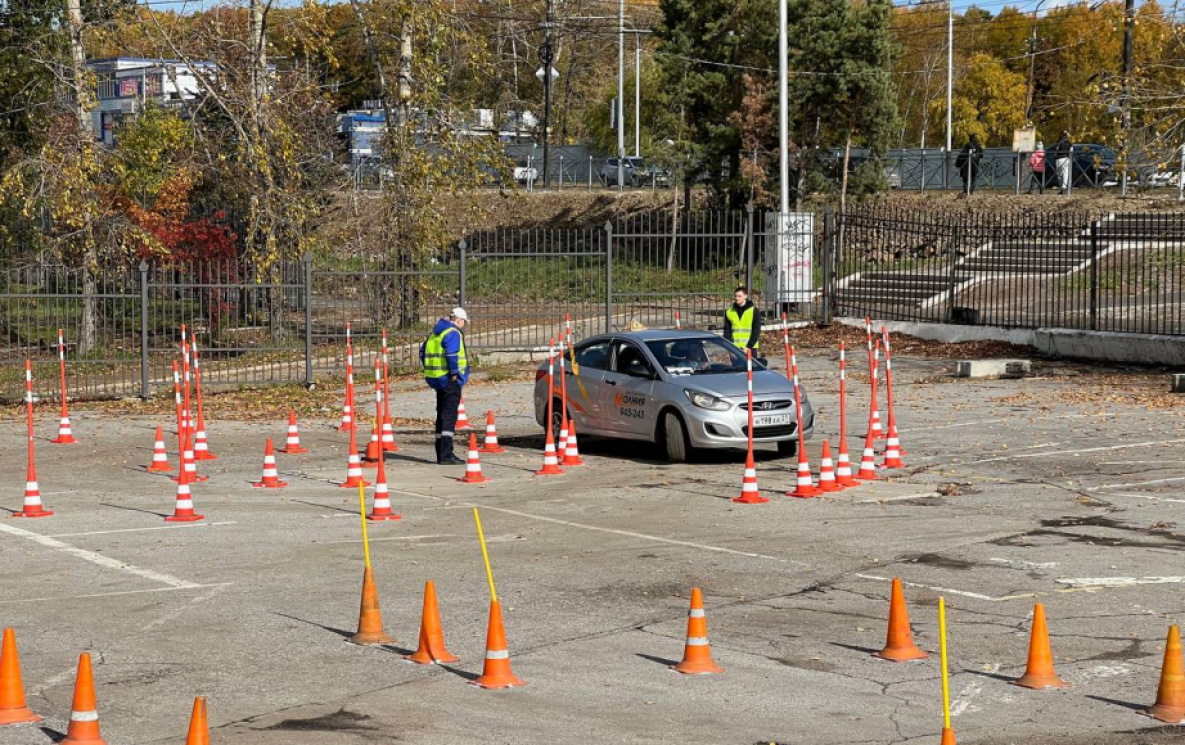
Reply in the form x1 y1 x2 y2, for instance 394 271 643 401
533 330 814 462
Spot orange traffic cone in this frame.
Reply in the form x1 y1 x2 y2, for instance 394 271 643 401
883 422 904 469
349 565 394 646
672 588 724 674
458 433 491 484
146 426 172 472
1143 625 1185 723
340 425 370 489
380 415 399 453
873 578 929 662
192 413 215 461
817 439 841 492
856 431 879 481
535 427 564 476
367 456 400 522
172 430 207 483
405 581 460 665
51 411 76 445
1012 603 1070 690
166 462 204 523
62 652 106 745
835 434 857 487
456 397 471 431
479 411 506 454
732 450 768 504
941 727 957 744
252 438 287 488
562 417 585 466
184 696 208 745
0 628 40 726
15 438 53 518
471 599 526 688
363 417 382 468
788 445 819 498
279 411 308 454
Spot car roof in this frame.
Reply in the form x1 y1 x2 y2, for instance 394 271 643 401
577 329 720 344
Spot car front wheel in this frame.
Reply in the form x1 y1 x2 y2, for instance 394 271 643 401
662 411 688 463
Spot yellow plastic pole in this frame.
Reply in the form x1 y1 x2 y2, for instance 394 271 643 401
939 596 951 729
474 507 497 602
358 482 372 569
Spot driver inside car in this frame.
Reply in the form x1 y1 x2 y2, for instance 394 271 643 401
669 340 710 371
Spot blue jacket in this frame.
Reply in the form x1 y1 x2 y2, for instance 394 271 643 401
420 318 470 390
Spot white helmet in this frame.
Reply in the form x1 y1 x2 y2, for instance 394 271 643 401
451 307 469 322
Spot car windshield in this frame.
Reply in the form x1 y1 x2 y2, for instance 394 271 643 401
645 337 752 375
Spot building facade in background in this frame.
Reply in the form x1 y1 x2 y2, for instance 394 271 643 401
87 57 210 146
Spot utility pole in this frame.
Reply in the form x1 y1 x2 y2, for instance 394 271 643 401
778 0 788 218
945 0 953 153
1025 0 1047 125
65 0 97 355
540 0 555 188
1120 0 1135 196
617 0 625 192
634 38 641 157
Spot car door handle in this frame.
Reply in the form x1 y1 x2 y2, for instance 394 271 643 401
605 380 617 386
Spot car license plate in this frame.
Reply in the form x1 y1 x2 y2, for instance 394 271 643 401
753 413 791 427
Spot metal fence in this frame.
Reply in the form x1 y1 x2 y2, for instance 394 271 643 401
831 206 1185 335
4 206 1181 401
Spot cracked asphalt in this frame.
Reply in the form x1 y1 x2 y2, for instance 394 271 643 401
2 350 1185 744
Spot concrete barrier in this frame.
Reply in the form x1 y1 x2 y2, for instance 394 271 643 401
954 359 1032 379
1173 374 1185 393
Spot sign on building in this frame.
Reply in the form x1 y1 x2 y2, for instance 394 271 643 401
119 78 138 98
764 212 815 304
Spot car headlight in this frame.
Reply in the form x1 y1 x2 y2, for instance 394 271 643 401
685 389 730 411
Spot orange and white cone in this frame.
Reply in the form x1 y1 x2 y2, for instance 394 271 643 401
339 341 355 432
458 434 491 484
280 411 308 454
817 439 841 492
562 417 585 466
882 422 904 469
252 438 287 488
146 426 172 472
166 467 204 523
172 433 207 484
51 414 76 445
856 431 879 481
15 438 52 518
835 435 856 487
0 627 41 726
62 653 106 745
479 411 506 454
471 600 526 688
456 398 471 431
380 415 399 453
362 416 381 468
869 407 884 441
535 428 565 476
671 588 724 675
405 581 460 665
340 426 370 489
192 414 215 461
184 696 209 745
367 456 401 522
788 446 819 498
732 450 768 504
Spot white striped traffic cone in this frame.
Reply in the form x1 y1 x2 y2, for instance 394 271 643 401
835 435 857 487
51 414 75 445
340 426 370 489
253 438 287 488
15 440 53 518
732 450 768 504
367 455 401 521
456 397 471 431
856 431 879 480
280 410 308 454
882 422 904 469
817 439 841 492
458 433 491 484
788 445 819 499
562 417 585 466
535 428 564 476
146 426 172 472
166 474 204 522
479 411 506 454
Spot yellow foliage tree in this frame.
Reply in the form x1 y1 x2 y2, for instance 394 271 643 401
930 52 1026 147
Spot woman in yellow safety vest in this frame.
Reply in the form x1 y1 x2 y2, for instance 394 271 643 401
723 287 761 350
420 307 470 464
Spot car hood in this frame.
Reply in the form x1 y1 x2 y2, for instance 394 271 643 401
677 370 797 399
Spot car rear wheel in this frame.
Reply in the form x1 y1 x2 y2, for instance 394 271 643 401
662 411 688 463
777 439 797 458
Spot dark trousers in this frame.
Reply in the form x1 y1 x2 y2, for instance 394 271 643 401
434 379 462 461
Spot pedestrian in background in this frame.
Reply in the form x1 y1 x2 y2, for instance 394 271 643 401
420 307 470 465
1027 142 1046 194
723 287 761 351
956 135 984 195
1051 132 1073 194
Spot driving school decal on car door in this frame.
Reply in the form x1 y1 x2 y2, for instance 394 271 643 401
614 392 647 419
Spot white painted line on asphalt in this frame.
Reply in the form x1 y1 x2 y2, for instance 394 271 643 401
1056 576 1185 589
1093 476 1185 490
326 533 456 545
46 521 237 538
988 557 1058 570
0 522 203 589
391 488 809 566
140 583 233 631
0 583 231 606
854 573 1001 601
319 513 359 519
950 680 984 717
854 491 939 504
970 439 1185 464
1090 492 1185 504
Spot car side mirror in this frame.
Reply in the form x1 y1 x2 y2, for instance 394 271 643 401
625 362 652 379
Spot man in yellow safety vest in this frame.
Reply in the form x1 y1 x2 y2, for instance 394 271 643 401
420 307 470 464
723 287 761 351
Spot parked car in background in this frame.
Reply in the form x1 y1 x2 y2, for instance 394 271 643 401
514 161 538 184
600 157 642 186
1040 144 1116 188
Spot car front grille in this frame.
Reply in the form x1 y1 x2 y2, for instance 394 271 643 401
741 399 793 412
742 423 797 438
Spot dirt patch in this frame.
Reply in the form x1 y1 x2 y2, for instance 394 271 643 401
771 323 1037 360
996 373 1185 412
